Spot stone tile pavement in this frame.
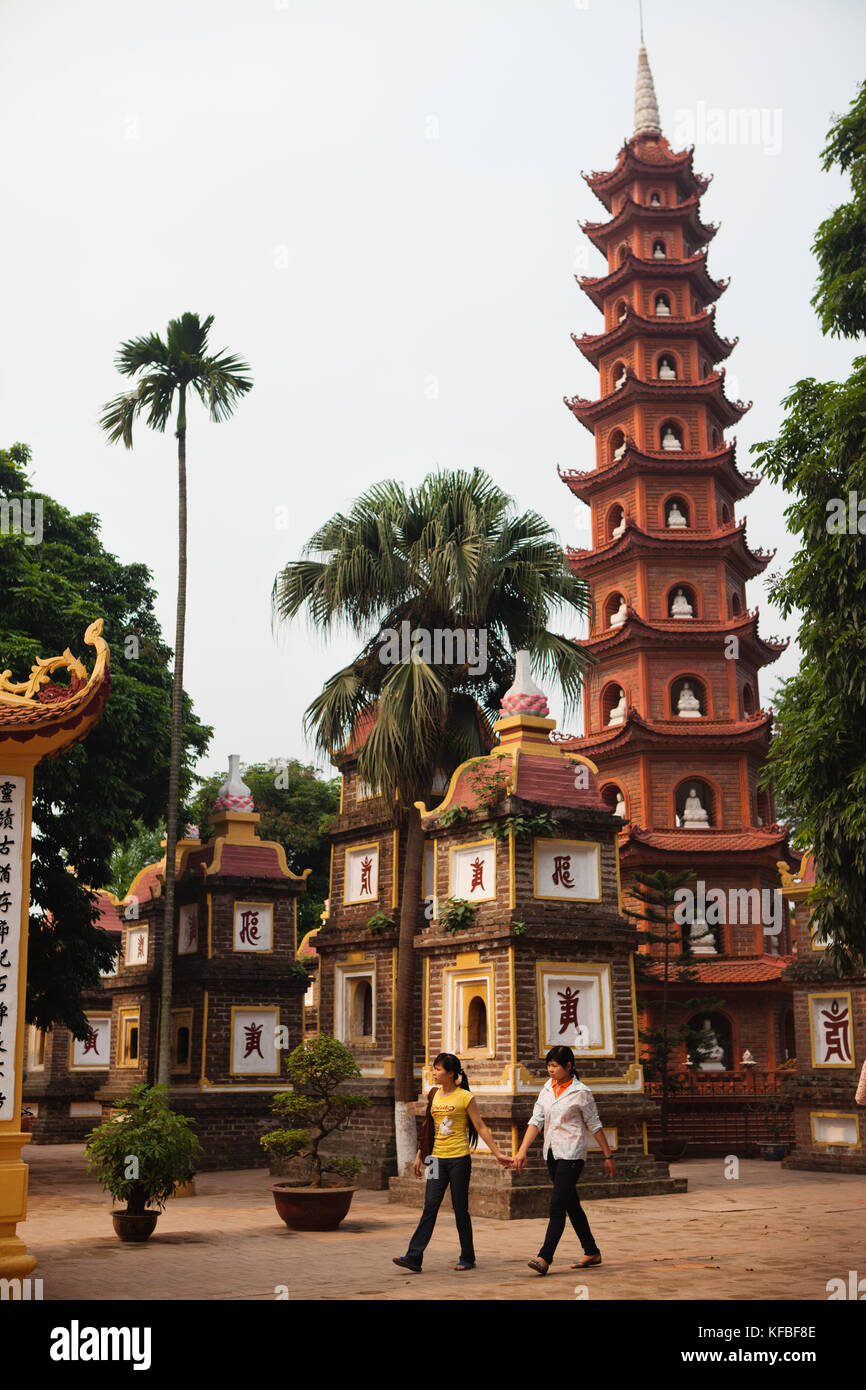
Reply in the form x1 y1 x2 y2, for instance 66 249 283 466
19 1144 866 1302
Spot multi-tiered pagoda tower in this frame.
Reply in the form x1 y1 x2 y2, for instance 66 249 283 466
559 45 796 1081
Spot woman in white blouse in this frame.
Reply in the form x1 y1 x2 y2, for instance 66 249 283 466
514 1045 615 1275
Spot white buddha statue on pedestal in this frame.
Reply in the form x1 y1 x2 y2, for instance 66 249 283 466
655 296 671 317
613 790 627 820
698 1018 726 1071
650 192 661 207
613 437 627 461
658 357 677 380
682 786 710 828
661 426 682 451
611 510 626 539
652 241 666 259
689 915 717 955
666 500 687 527
610 596 627 628
677 682 702 718
670 588 694 619
614 367 628 390
608 688 627 726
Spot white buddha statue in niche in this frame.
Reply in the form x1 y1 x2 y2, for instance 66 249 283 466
653 242 666 259
607 688 627 726
613 437 627 461
676 681 702 718
611 510 626 539
613 790 627 819
614 366 628 390
666 500 687 527
661 426 682 451
670 588 694 619
655 296 671 317
698 1018 725 1070
658 357 677 381
682 786 710 828
618 302 628 322
650 192 661 207
689 914 717 956
610 597 627 628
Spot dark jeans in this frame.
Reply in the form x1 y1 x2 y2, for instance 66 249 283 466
538 1153 600 1265
406 1154 475 1266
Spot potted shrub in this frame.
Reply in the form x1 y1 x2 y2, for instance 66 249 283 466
262 1034 370 1231
84 1082 202 1242
758 1094 792 1160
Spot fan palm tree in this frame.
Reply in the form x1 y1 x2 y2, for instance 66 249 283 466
101 312 252 1085
273 467 591 1171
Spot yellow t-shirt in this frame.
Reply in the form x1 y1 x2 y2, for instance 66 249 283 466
431 1085 473 1158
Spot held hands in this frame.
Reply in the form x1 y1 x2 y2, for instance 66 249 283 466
512 1151 528 1175
496 1155 513 1169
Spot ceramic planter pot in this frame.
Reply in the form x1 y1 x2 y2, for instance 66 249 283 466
111 1210 160 1242
269 1182 356 1231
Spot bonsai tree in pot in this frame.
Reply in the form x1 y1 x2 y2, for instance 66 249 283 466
85 1082 202 1242
262 1034 370 1230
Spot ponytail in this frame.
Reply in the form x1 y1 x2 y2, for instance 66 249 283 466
433 1052 479 1149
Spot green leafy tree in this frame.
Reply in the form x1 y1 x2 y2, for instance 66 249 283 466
273 467 591 1170
188 759 340 937
751 80 866 969
104 820 167 901
260 1035 370 1187
0 444 210 1034
101 313 252 1083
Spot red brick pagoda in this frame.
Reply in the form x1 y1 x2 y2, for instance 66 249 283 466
558 43 797 1101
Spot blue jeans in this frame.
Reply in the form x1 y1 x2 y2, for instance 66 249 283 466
538 1153 599 1264
406 1154 475 1266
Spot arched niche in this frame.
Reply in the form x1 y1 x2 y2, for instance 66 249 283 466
603 590 628 628
653 291 672 317
667 582 697 619
687 1011 734 1070
730 591 742 616
663 494 689 529
351 979 373 1039
657 352 678 381
659 419 685 451
711 426 722 448
615 297 629 324
602 682 627 727
649 190 662 207
742 681 756 716
674 777 716 829
611 359 628 391
608 428 627 463
467 994 488 1050
720 501 732 525
601 783 628 820
605 502 627 541
670 675 707 719
616 243 630 267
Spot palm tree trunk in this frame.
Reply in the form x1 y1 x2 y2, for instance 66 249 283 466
157 388 188 1086
394 800 425 1174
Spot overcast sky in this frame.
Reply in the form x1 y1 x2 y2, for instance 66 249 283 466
2 0 863 786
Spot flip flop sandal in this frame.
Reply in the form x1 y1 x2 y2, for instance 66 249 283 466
571 1254 602 1268
455 1261 475 1271
527 1258 549 1275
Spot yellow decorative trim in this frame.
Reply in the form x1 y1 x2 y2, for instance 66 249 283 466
203 815 312 883
116 1006 141 1069
508 826 516 910
68 1013 111 1072
170 1007 194 1075
343 841 381 905
328 843 334 903
201 991 209 1086
629 954 641 1074
414 748 512 819
455 951 480 967
346 950 367 964
532 838 602 903
391 828 399 909
777 855 812 900
206 894 213 959
339 775 344 814
807 991 856 1069
448 837 497 902
508 945 517 1067
424 955 430 1071
642 1121 649 1155
809 1110 861 1148
296 927 319 959
442 962 496 1058
614 834 624 916
0 620 106 705
535 960 614 1056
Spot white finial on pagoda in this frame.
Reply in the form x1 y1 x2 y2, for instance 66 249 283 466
213 753 255 812
634 38 662 138
500 651 550 717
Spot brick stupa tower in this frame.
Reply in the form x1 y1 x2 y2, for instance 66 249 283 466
558 42 797 1083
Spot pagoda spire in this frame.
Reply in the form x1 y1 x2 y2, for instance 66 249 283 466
634 35 661 138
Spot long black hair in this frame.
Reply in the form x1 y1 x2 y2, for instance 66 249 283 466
434 1052 478 1149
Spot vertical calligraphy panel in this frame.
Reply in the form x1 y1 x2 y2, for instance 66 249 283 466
0 776 25 1121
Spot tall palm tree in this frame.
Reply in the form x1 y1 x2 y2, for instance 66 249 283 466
273 468 591 1171
101 312 252 1085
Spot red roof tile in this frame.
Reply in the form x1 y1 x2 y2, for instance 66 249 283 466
642 955 793 984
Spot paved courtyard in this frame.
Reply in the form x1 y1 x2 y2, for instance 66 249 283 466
20 1144 866 1301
